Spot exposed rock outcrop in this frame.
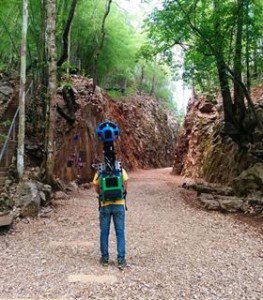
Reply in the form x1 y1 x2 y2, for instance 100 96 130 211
175 85 263 214
174 86 263 184
1 74 178 219
172 91 247 183
51 75 178 183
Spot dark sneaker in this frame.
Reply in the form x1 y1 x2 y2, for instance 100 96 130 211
117 259 127 270
100 257 109 267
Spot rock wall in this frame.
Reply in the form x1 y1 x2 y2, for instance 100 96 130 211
173 86 263 188
52 76 178 183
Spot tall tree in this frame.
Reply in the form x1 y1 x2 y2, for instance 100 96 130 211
45 0 57 184
144 0 263 146
17 0 28 179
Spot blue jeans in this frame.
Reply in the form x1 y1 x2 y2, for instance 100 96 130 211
99 205 126 260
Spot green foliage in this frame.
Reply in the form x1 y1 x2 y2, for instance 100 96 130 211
68 0 177 114
60 62 78 74
106 90 125 101
0 62 6 72
0 119 12 143
70 1 139 84
1 119 12 127
143 0 263 93
0 1 21 69
0 134 6 143
60 81 73 89
0 0 181 118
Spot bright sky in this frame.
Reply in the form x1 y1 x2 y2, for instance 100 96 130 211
117 0 162 29
118 0 163 13
117 0 191 113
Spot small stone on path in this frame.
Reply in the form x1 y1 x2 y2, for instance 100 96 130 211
0 213 14 227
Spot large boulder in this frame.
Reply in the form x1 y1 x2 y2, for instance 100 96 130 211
15 181 52 217
232 163 263 197
0 212 14 227
198 193 246 213
16 181 40 217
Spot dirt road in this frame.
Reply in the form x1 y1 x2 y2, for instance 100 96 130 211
0 168 262 299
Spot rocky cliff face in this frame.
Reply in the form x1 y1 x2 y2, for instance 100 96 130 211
172 91 245 183
0 74 178 214
52 76 178 183
173 86 263 196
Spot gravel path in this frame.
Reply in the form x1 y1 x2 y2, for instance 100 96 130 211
0 168 262 300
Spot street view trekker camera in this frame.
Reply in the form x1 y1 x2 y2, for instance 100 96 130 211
96 121 125 203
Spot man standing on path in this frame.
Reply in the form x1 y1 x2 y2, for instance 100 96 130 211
92 121 128 270
93 167 128 270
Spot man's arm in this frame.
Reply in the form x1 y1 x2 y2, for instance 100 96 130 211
122 169 128 192
124 180 128 191
93 172 100 194
93 183 100 194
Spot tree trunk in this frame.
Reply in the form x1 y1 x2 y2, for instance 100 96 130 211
215 54 235 125
138 65 145 95
150 73 156 96
17 0 28 179
245 0 251 93
93 0 112 92
41 0 48 122
213 0 234 125
150 57 157 96
233 0 246 120
57 0 79 67
56 85 77 125
45 0 57 184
